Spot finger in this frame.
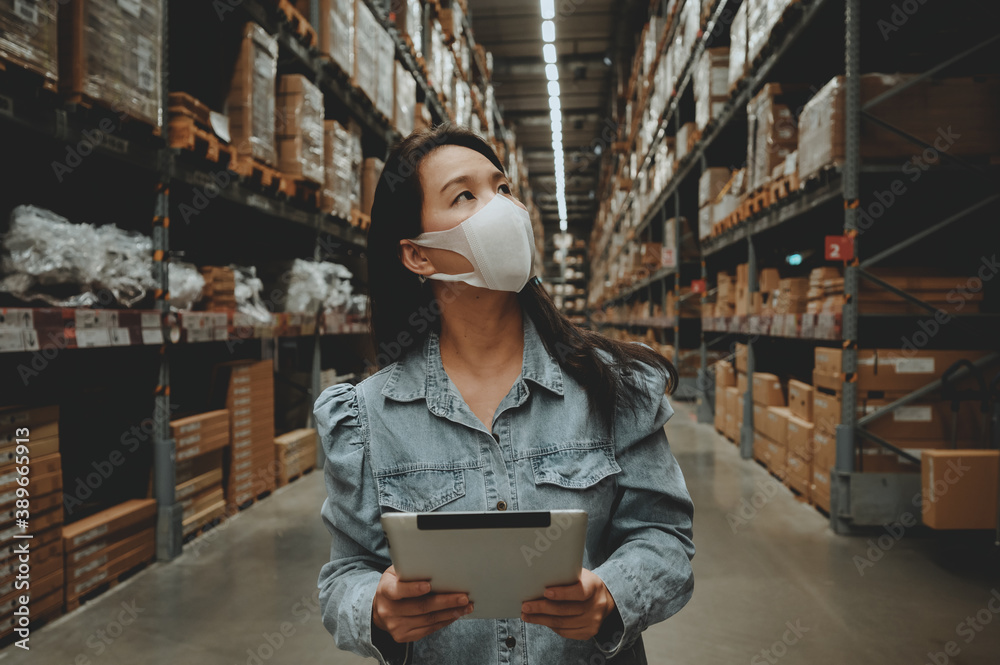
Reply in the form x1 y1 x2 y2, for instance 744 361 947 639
543 581 589 602
521 599 585 617
521 612 587 631
396 593 470 617
384 577 432 601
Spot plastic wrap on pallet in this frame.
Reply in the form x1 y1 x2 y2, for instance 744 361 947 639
394 60 416 137
352 0 379 104
227 23 278 165
0 0 58 83
694 47 729 132
728 1 747 91
375 25 396 120
0 205 156 307
169 262 205 311
277 259 353 313
276 75 324 185
642 16 661 80
745 0 768 67
454 78 471 127
59 0 163 128
746 84 798 191
318 0 354 75
231 265 272 324
321 120 350 218
681 0 700 60
390 0 422 58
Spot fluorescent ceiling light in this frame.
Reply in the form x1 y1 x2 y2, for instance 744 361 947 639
542 20 555 42
546 64 559 81
540 0 555 20
550 108 560 123
548 96 561 111
559 219 567 231
543 44 557 63
547 81 560 97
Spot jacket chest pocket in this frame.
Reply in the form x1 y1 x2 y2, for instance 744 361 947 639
528 443 621 490
375 468 466 513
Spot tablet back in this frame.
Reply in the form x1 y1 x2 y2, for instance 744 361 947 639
380 510 588 619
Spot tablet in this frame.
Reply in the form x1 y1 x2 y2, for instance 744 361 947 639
380 510 588 620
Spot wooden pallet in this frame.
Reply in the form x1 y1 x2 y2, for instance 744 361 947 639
233 157 285 195
64 561 150 613
0 604 61 645
276 0 318 49
745 185 775 216
350 209 371 231
277 464 316 488
168 115 237 166
236 488 273 512
766 172 801 202
182 515 226 544
63 91 162 137
279 175 322 209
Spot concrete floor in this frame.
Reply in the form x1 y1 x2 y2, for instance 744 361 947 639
4 402 1000 664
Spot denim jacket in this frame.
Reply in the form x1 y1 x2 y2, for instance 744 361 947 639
315 314 695 664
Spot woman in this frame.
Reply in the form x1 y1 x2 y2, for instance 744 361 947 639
315 125 694 665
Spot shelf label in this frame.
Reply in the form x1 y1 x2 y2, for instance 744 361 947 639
13 0 38 25
185 328 213 343
141 328 164 345
141 312 161 328
76 328 111 348
894 406 933 423
825 235 854 261
690 279 707 294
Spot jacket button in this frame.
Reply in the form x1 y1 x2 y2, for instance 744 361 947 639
505 636 516 649
496 500 507 511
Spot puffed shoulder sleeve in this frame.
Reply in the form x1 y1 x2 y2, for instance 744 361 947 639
314 383 409 665
591 361 694 658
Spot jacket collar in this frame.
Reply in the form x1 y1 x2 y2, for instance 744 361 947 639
381 313 565 406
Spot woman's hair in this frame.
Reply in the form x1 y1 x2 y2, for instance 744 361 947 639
367 124 678 421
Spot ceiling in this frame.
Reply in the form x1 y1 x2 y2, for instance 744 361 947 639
469 0 638 241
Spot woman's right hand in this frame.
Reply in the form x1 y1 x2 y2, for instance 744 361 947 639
372 566 474 643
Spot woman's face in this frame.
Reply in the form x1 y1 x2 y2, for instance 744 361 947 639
403 145 527 277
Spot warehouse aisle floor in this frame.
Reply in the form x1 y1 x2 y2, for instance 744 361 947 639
5 402 1000 664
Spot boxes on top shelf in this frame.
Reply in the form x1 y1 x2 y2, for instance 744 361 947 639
391 0 422 57
226 23 278 166
58 0 164 129
394 60 416 137
746 84 809 191
747 0 795 67
694 47 730 132
374 21 396 120
313 0 354 75
728 2 748 90
0 0 58 87
276 75 325 185
352 0 380 105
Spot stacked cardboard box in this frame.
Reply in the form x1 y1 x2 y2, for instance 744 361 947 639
785 379 814 501
715 272 736 318
807 267 843 314
374 19 396 120
0 0 58 85
698 168 732 239
361 157 384 217
227 23 279 166
314 0 354 75
391 0 422 57
746 0 795 66
735 263 750 317
352 0 380 106
922 450 998 530
728 2 748 90
694 47 730 132
276 75 325 185
394 61 417 137
275 429 318 486
176 449 226 539
859 269 984 315
62 499 155 610
798 74 1000 181
0 406 63 637
751 372 788 477
171 411 229 463
714 360 737 434
746 84 802 191
199 266 236 310
321 119 362 219
58 0 163 129
773 277 809 315
213 361 276 505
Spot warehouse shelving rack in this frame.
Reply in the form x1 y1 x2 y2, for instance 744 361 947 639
543 235 590 327
0 0 517 562
589 0 1000 532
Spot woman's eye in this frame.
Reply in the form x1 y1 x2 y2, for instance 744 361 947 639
499 184 512 194
453 191 475 205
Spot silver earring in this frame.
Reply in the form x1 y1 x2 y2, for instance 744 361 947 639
418 275 427 284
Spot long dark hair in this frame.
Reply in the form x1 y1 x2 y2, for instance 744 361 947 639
367 125 678 421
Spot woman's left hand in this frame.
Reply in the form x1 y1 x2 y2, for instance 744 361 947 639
520 568 616 641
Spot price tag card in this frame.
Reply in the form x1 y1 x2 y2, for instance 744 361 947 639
825 235 854 261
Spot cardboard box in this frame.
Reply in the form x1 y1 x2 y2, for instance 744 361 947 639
715 361 736 390
813 429 837 470
0 405 58 435
227 23 278 165
813 391 841 436
860 398 984 442
277 75 325 184
787 380 813 422
816 348 992 393
67 538 155 604
737 372 748 395
765 406 791 446
714 383 727 433
725 387 740 442
65 527 153 583
315 0 353 74
752 403 767 435
698 167 732 208
787 415 814 461
0 0 58 84
785 454 811 498
752 372 785 406
811 466 831 512
353 0 380 104
62 499 156 552
734 343 748 374
767 439 787 478
921 450 998 530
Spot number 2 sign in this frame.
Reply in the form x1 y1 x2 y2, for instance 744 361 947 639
825 236 854 261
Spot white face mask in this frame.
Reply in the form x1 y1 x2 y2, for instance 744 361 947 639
408 194 535 292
